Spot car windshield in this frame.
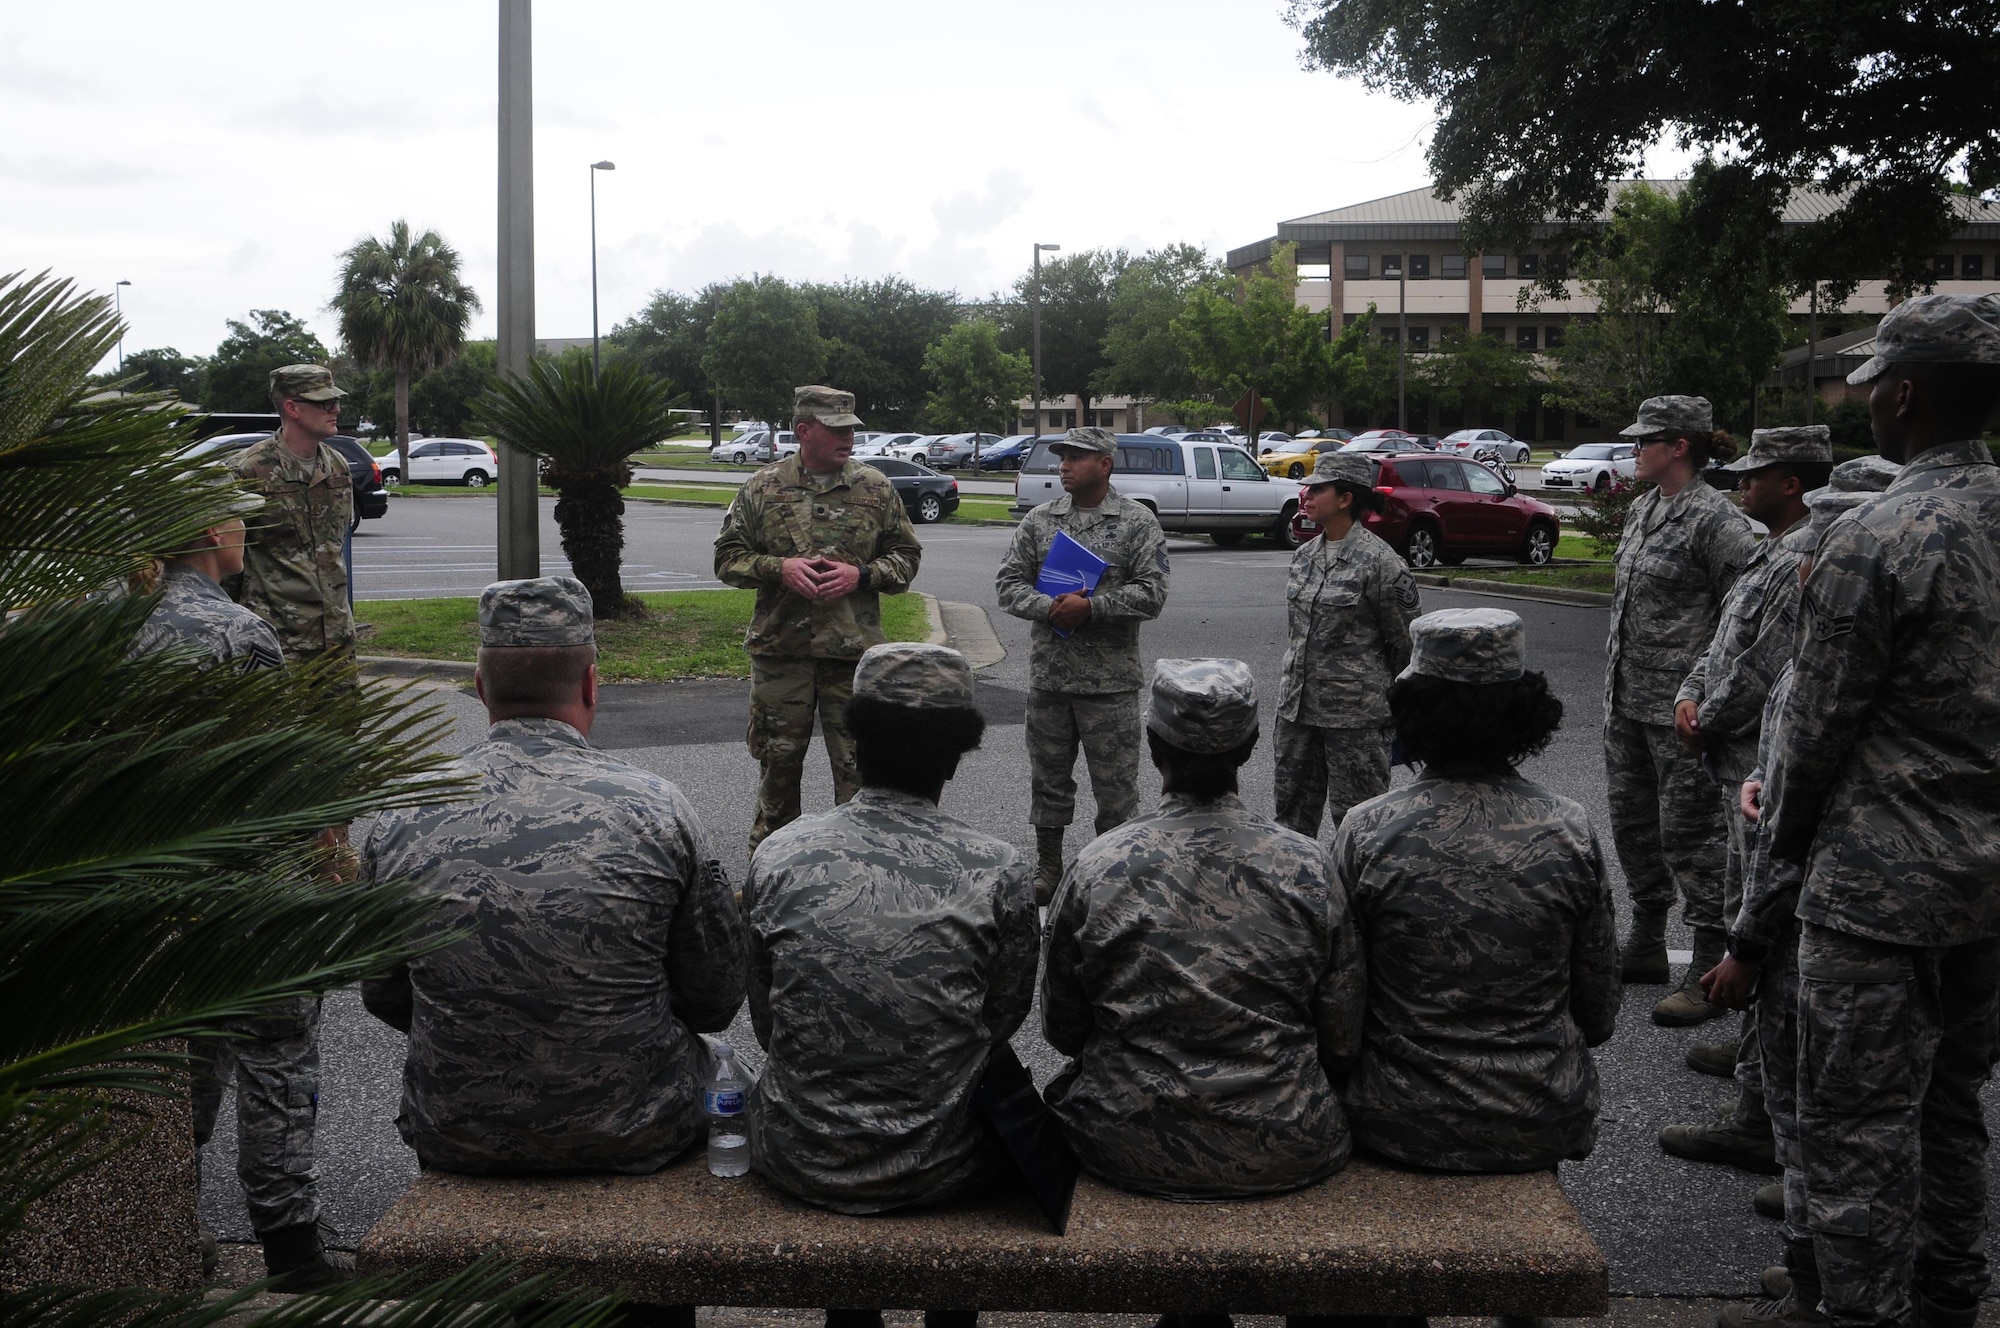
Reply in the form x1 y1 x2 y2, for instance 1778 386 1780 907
1566 444 1619 459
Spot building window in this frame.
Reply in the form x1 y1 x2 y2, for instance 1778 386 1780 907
1381 253 1404 278
1091 410 1117 428
1408 254 1431 279
1545 325 1565 348
1482 253 1508 278
1484 324 1506 340
1019 412 1035 430
1518 253 1540 278
1344 254 1370 279
1408 326 1430 349
1935 254 1956 279
1516 326 1539 350
1380 326 1400 343
1047 410 1075 429
1297 262 1331 280
1963 254 1985 280
1442 254 1467 279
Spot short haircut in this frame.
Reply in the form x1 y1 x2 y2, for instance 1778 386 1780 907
1389 670 1564 770
476 644 597 709
1899 362 2000 431
1332 477 1385 514
846 695 985 794
1146 728 1258 801
1763 460 1834 491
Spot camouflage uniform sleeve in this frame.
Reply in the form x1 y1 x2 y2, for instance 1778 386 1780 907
1568 826 1622 1047
1087 508 1169 625
1375 555 1420 679
995 512 1055 624
714 484 783 589
862 479 923 594
1313 861 1367 1073
1038 869 1092 1056
1704 501 1759 601
1696 560 1801 739
983 856 1039 1042
666 837 748 1035
1764 523 1894 865
357 820 413 1033
1675 651 1711 710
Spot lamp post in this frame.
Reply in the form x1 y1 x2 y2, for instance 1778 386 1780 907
590 160 616 377
1383 257 1406 430
1032 243 1059 435
114 279 132 372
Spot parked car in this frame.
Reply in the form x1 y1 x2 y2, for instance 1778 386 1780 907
861 456 959 524
186 432 388 530
379 437 501 487
1014 433 1301 547
1142 423 1192 436
918 432 1000 469
976 434 1050 471
1339 430 1422 455
1540 442 1639 493
853 431 919 458
1290 451 1560 567
711 433 774 464
885 434 945 466
1259 436 1355 479
1439 428 1532 463
1250 431 1296 454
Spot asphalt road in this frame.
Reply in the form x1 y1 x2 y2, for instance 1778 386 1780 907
202 494 2000 1297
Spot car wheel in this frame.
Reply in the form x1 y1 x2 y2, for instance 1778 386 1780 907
1513 444 1530 463
463 469 489 488
1404 524 1441 569
732 450 748 464
1520 522 1556 565
911 453 928 468
916 493 944 524
1287 462 1305 479
1272 507 1306 550
382 468 400 485
1211 529 1246 547
348 513 361 536
1592 472 1610 494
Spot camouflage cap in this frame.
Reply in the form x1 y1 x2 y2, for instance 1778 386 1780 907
1828 454 1901 492
1308 450 1376 488
478 576 595 647
1146 657 1259 754
1847 293 2000 384
794 385 863 428
1804 486 1875 535
1398 607 1526 685
1721 425 1834 472
269 363 345 403
851 641 975 708
1619 395 1713 438
1054 426 1118 456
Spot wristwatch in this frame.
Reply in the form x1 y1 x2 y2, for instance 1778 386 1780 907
855 566 872 592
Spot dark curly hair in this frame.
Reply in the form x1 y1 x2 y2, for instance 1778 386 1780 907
1389 670 1565 770
1146 729 1259 801
846 696 986 796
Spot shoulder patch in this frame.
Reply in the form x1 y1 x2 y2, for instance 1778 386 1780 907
1803 592 1855 642
1395 580 1421 611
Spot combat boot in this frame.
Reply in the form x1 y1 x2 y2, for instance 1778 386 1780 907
1034 827 1065 907
1915 1290 1980 1328
260 1219 357 1293
1753 1183 1784 1220
1717 1242 1824 1328
1686 1039 1739 1077
1660 1090 1780 1174
1653 929 1728 1025
1620 907 1670 983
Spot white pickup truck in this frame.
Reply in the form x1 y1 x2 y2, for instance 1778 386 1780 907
1011 434 1302 547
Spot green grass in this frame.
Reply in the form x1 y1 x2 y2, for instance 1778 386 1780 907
361 589 932 681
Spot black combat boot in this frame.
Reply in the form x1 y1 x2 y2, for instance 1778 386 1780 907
259 1220 357 1293
1035 827 1065 906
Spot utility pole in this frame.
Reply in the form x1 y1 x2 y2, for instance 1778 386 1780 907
114 280 131 372
1805 284 1818 427
1032 243 1059 436
590 160 615 377
496 0 539 580
1385 256 1407 430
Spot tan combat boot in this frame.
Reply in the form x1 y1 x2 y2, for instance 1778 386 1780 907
1654 928 1728 1025
1620 906 1671 983
1035 827 1065 907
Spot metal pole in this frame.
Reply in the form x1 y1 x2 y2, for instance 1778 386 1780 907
1031 245 1043 436
496 0 540 580
115 280 131 372
590 165 600 378
1396 266 1407 431
1805 284 1818 427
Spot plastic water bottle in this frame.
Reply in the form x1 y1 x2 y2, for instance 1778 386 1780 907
704 1042 750 1177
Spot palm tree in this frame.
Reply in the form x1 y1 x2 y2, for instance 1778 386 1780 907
332 221 481 481
476 352 683 619
0 270 611 1327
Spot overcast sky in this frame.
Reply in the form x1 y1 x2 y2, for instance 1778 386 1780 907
8 2 1681 375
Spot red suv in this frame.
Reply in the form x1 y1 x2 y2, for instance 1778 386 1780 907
1290 452 1560 567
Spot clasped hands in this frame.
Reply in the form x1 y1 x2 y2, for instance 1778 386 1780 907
782 556 862 602
1048 592 1093 632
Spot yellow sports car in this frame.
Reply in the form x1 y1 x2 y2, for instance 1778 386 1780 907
1258 436 1354 479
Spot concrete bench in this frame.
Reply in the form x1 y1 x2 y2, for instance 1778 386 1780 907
357 1153 1607 1318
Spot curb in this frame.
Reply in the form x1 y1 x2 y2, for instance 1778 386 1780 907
920 593 946 646
1413 573 1614 609
360 654 476 678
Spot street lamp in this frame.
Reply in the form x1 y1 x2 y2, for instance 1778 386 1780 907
1032 243 1059 436
1382 257 1407 430
590 160 615 376
114 279 132 372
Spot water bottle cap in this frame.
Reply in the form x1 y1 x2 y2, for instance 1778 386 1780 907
714 1042 733 1057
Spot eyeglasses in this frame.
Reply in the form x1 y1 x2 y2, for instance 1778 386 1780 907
291 398 339 413
1634 435 1676 450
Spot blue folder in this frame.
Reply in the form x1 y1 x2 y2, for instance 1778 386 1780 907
1036 531 1109 638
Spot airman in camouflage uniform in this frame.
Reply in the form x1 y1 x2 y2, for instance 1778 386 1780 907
742 643 1036 1214
361 577 746 1175
995 427 1170 899
1755 294 2000 1328
131 503 344 1287
227 365 355 664
1041 658 1365 1200
1337 609 1621 1171
714 385 924 852
1602 394 1758 1022
1275 450 1421 839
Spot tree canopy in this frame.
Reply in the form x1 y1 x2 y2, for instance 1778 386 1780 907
201 309 331 412
1287 0 2000 292
1096 243 1227 407
809 277 961 429
998 248 1126 418
920 320 1032 436
700 275 827 435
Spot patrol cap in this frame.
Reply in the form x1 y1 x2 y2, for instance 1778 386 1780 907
1054 426 1118 456
1146 658 1259 754
1398 607 1526 685
1722 425 1833 473
269 363 345 403
478 576 595 647
1828 454 1901 492
1804 486 1875 535
851 641 975 708
1620 395 1713 438
1308 449 1375 488
1847 293 2000 384
794 384 864 428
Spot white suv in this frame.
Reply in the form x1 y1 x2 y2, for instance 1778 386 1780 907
385 438 500 486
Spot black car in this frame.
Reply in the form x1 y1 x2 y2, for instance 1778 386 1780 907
862 457 959 524
186 431 389 531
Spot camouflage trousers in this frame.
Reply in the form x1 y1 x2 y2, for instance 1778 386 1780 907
1796 923 2000 1328
1025 688 1140 834
1602 715 1728 932
189 994 322 1236
1272 719 1393 840
1753 909 1804 1244
747 655 859 852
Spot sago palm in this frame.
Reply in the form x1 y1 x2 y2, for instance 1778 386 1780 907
475 353 683 618
0 270 610 1327
332 221 481 480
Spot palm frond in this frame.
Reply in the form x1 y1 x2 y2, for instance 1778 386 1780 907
475 355 684 471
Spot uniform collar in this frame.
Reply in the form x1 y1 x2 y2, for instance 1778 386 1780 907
1049 484 1125 517
1161 791 1245 814
778 453 863 495
486 716 591 748
161 561 229 599
1897 438 1995 479
853 786 941 813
